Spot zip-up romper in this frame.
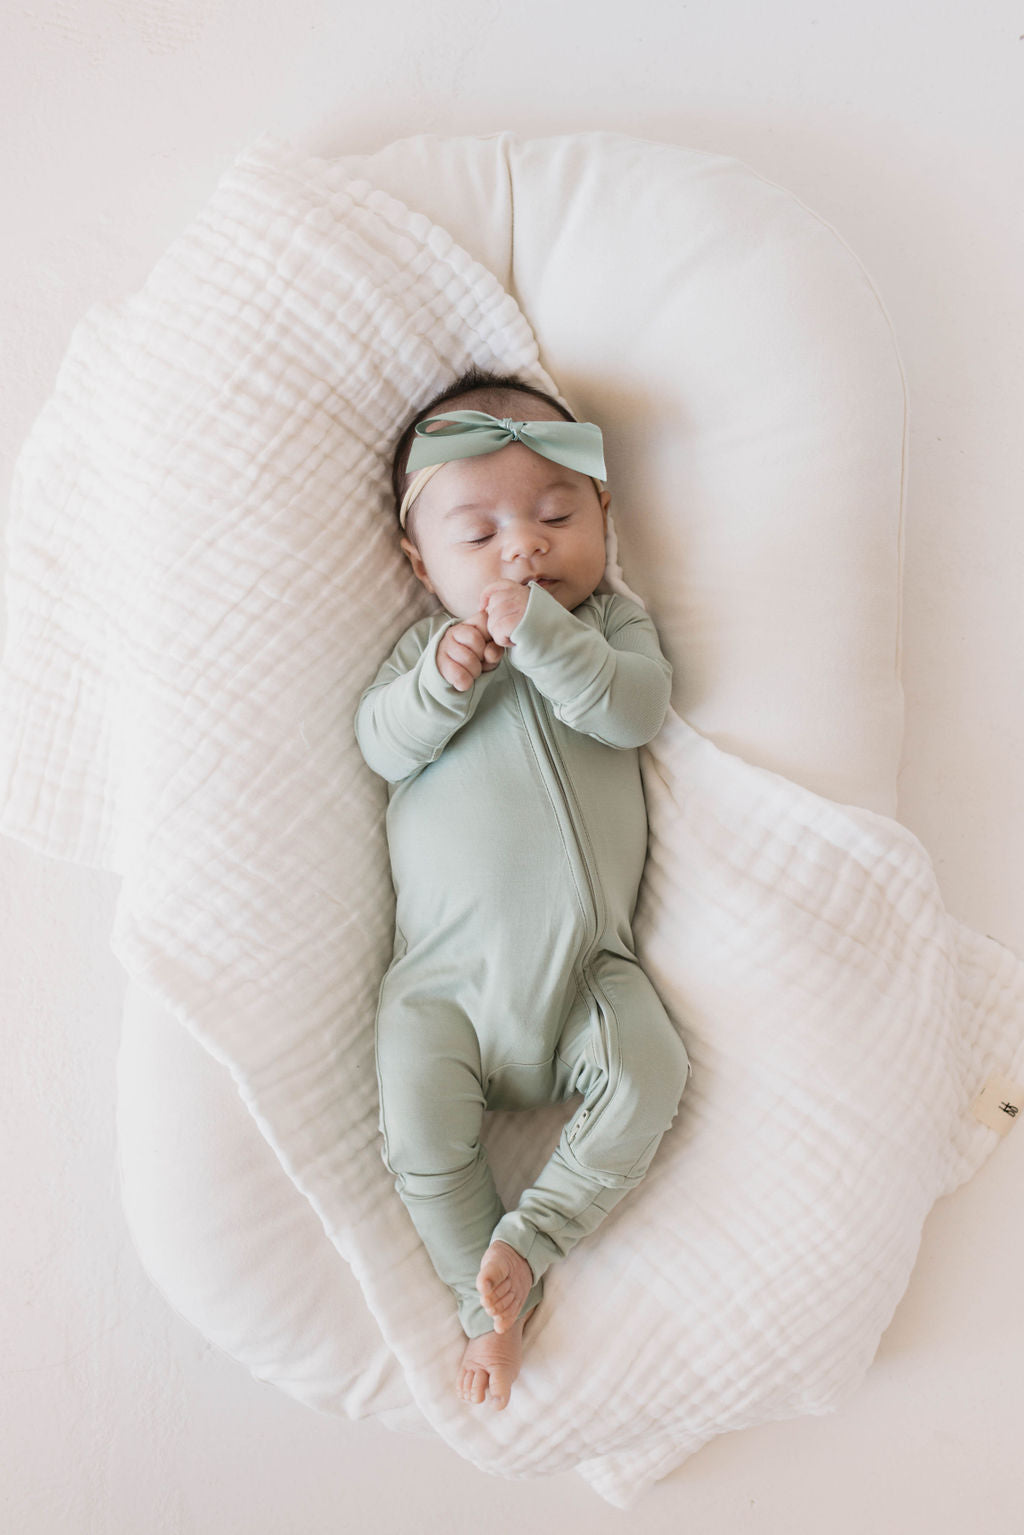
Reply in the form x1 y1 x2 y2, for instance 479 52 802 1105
355 580 690 1337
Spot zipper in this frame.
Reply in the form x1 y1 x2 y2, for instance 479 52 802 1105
510 671 606 1007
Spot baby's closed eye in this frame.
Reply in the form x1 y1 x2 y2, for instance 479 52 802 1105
463 512 571 546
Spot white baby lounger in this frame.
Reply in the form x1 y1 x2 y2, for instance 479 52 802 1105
3 131 1023 1509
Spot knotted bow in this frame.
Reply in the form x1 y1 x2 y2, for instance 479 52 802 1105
406 409 607 479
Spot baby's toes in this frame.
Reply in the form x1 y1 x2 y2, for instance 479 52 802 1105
481 1272 509 1306
489 1284 517 1323
460 1367 487 1406
481 1286 513 1326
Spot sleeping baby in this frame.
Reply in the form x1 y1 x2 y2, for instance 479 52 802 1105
355 367 690 1410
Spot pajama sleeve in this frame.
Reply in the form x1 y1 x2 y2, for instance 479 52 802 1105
508 583 673 748
354 616 499 784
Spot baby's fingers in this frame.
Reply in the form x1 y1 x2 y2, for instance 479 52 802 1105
463 612 502 666
478 580 522 610
437 629 484 692
437 652 478 691
450 620 487 658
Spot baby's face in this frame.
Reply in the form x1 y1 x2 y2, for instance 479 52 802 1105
401 419 610 621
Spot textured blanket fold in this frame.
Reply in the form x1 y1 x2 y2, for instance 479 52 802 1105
2 140 1022 1509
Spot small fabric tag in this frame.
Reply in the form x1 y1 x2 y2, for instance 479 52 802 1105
970 1073 1024 1137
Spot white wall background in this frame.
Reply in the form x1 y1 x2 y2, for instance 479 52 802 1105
2 2 1022 1531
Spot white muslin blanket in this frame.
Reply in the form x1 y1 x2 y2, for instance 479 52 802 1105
2 142 1023 1508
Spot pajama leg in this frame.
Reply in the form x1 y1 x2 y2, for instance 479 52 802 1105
375 987 543 1338
490 953 689 1283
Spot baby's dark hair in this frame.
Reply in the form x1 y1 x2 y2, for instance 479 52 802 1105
390 367 577 529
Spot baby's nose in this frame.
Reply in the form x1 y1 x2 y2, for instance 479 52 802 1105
502 521 549 561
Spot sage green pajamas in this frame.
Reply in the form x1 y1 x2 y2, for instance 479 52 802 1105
355 580 690 1338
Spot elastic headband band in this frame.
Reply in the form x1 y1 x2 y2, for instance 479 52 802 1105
398 408 607 529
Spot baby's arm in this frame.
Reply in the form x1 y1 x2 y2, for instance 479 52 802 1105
354 614 501 783
499 581 672 749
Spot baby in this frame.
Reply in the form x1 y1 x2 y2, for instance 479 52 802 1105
355 367 690 1410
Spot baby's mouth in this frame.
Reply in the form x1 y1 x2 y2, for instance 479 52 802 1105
524 576 556 587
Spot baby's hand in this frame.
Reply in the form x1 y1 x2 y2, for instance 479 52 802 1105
480 580 531 649
436 613 504 692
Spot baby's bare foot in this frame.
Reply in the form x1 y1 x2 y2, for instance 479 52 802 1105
476 1240 534 1334
456 1308 535 1410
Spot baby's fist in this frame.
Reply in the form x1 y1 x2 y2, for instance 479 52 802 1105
480 580 531 648
436 614 503 692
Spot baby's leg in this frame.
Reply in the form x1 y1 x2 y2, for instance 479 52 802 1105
490 955 689 1283
375 988 543 1341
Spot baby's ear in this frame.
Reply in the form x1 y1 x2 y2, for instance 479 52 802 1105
400 535 435 594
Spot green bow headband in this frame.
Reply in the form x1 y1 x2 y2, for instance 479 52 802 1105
399 409 607 528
